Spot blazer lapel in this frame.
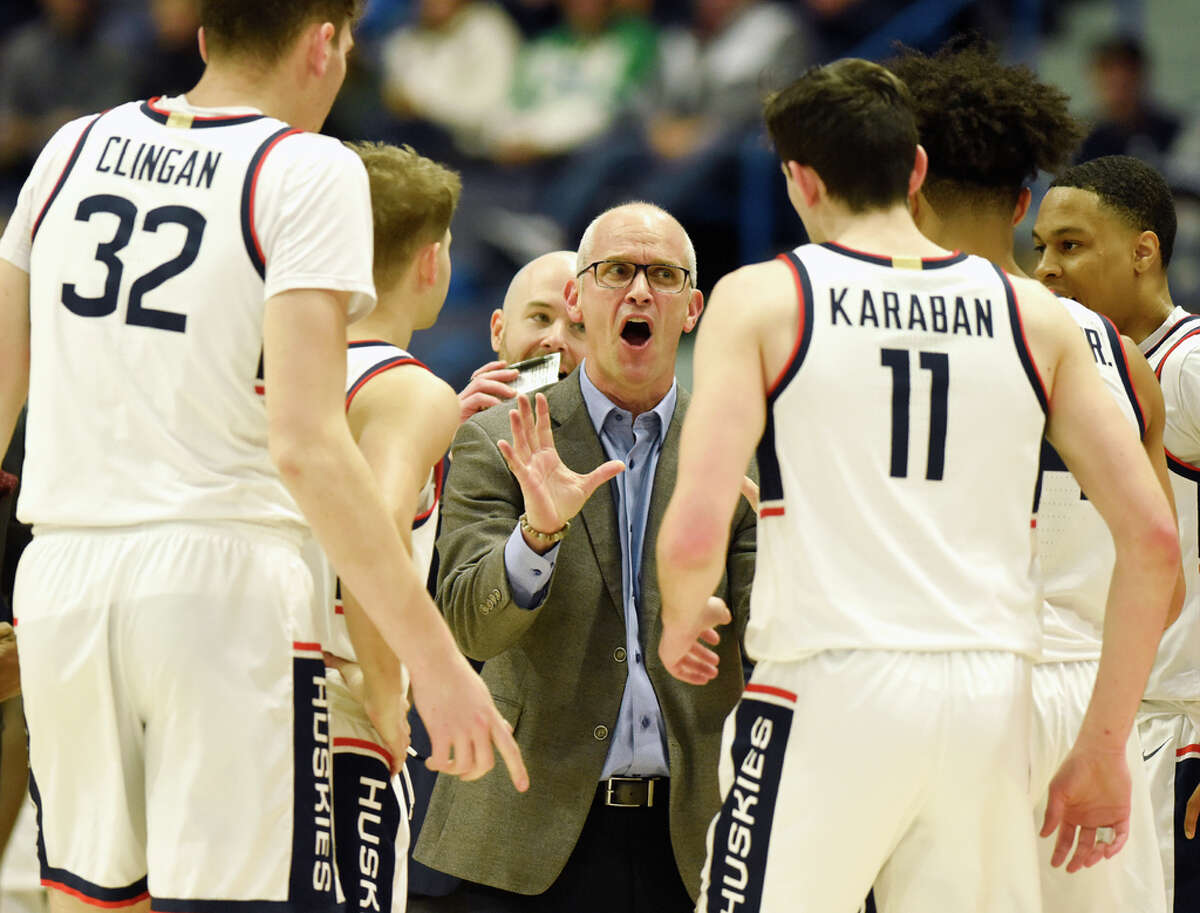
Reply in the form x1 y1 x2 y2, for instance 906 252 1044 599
547 373 624 617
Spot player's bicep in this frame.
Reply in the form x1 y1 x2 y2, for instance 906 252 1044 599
262 288 352 449
0 259 30 451
683 277 769 497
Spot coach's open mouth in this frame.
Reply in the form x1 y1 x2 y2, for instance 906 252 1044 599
620 317 652 348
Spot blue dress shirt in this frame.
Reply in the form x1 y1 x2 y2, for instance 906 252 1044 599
503 362 676 778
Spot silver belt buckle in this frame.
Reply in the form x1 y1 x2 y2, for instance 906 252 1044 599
605 776 654 808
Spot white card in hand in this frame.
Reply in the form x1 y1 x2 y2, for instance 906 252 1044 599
509 352 562 395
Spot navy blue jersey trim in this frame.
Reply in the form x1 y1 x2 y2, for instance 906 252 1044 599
1144 315 1200 361
1167 452 1200 484
996 264 1048 414
31 113 104 243
345 355 426 408
769 252 814 405
347 339 391 349
819 241 968 269
139 98 265 128
240 127 302 280
31 774 151 906
1103 317 1146 438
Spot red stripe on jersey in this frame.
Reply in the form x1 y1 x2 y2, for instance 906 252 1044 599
1152 327 1200 382
334 604 344 615
745 683 797 703
760 506 785 517
1177 742 1200 757
32 113 103 242
144 96 252 124
253 384 264 395
1000 271 1050 407
826 240 964 265
1105 317 1147 432
345 357 427 411
1165 446 1200 474
41 882 149 909
334 736 395 768
413 459 445 527
292 641 322 652
769 253 807 396
1030 518 1037 529
246 128 303 267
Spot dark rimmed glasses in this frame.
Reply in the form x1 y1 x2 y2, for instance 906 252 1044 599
577 260 692 294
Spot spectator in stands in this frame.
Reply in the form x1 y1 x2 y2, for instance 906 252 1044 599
0 0 132 200
380 0 521 157
1078 35 1182 168
482 0 657 163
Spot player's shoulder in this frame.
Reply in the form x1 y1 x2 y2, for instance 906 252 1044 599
261 130 363 175
709 258 797 319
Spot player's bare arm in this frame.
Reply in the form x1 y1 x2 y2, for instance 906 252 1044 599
0 261 30 454
1017 276 1180 871
265 288 528 792
1124 337 1185 625
657 261 791 684
337 365 460 772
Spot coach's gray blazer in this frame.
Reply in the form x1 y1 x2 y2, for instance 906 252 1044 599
413 368 756 899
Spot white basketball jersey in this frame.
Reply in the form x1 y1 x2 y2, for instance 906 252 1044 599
1141 307 1200 700
312 342 444 662
747 243 1047 662
1035 298 1144 664
0 96 375 531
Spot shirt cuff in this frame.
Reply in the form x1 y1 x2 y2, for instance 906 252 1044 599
504 524 559 609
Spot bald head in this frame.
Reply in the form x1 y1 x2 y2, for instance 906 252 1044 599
577 202 698 286
491 250 586 378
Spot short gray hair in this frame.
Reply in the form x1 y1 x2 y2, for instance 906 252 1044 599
576 202 698 287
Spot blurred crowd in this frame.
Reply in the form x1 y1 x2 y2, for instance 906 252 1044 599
2 0 1198 385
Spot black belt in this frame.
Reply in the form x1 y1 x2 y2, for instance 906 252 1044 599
596 776 666 808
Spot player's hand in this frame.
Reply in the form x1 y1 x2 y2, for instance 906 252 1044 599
0 623 18 703
659 596 732 685
324 654 411 775
411 650 528 792
459 361 519 423
1040 744 1131 872
498 393 624 543
1185 782 1200 839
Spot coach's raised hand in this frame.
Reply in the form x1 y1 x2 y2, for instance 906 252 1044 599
497 392 624 552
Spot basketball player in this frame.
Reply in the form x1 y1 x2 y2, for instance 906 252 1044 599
459 250 585 420
657 59 1180 913
0 5 524 912
1034 154 1200 912
892 42 1178 912
306 142 463 913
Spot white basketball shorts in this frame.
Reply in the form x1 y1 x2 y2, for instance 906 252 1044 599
1031 661 1166 913
1138 700 1200 912
327 667 409 913
696 650 1040 913
14 523 337 911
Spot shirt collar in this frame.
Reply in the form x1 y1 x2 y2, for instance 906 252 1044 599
578 359 677 446
1139 306 1193 354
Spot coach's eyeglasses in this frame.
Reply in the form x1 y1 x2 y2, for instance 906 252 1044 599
577 260 692 294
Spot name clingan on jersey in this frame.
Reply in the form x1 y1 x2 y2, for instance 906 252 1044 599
312 675 335 892
356 775 389 911
95 135 221 190
829 287 995 338
717 715 773 913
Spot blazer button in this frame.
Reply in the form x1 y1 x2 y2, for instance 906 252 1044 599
613 647 627 663
593 724 609 741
